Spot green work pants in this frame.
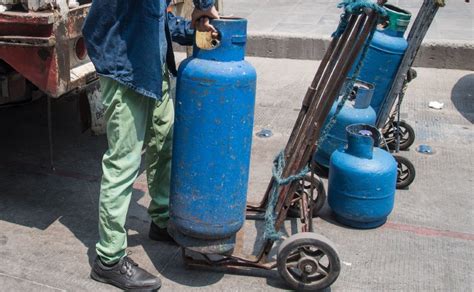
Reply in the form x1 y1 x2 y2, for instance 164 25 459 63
96 75 173 264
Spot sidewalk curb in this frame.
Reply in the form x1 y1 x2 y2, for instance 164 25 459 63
245 32 474 71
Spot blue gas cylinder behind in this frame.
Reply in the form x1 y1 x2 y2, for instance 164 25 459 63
328 124 397 229
314 80 376 168
169 18 256 254
355 4 411 116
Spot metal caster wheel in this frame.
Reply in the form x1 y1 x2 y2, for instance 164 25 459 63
385 120 415 150
287 174 326 218
277 232 341 291
394 155 416 189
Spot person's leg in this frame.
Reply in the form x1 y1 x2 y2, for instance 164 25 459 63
96 77 151 264
145 73 174 229
92 77 161 291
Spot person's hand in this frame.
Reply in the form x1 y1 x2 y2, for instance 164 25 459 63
192 6 219 36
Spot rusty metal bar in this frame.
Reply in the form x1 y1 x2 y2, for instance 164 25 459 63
0 35 55 46
308 171 315 232
184 255 277 271
300 192 309 233
47 95 55 170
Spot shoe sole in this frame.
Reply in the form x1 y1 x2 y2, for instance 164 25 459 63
90 270 161 291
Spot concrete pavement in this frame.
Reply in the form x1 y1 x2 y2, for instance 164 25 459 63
222 0 474 70
0 55 473 291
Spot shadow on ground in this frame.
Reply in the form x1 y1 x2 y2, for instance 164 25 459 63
0 96 226 288
451 73 474 124
0 96 105 267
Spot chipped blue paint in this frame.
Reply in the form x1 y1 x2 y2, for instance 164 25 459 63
328 124 397 229
169 18 256 247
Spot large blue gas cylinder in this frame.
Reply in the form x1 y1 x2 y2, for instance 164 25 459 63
314 80 376 168
328 124 397 229
355 4 411 115
169 18 256 254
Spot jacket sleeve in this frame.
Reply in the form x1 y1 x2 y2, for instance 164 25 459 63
193 0 215 10
167 12 195 46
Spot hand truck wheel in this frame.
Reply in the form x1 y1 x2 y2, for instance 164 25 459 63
287 174 326 218
385 120 416 151
277 232 341 291
394 155 416 189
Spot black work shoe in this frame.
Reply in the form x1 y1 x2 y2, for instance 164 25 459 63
149 221 176 243
91 256 161 291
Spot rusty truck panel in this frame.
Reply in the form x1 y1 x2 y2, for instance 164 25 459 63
0 4 96 98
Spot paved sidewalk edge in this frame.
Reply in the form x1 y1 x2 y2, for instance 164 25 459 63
244 33 474 70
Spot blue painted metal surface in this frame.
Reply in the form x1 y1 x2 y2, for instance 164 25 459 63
355 4 411 116
328 124 397 229
314 81 377 168
169 18 256 251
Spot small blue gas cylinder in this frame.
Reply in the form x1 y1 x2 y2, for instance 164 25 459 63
314 80 376 168
328 124 397 229
169 18 256 254
356 4 411 115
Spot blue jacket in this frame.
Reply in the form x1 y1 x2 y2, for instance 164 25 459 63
83 0 215 99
